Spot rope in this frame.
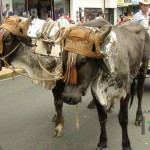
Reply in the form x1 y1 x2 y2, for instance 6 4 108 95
3 59 63 81
38 60 62 77
75 104 80 131
0 43 21 61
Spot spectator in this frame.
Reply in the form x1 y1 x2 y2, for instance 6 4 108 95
70 20 75 24
132 0 150 29
2 4 13 19
117 15 125 25
65 12 72 23
45 11 53 22
57 13 70 27
95 11 104 20
85 15 92 22
78 17 85 25
30 14 38 20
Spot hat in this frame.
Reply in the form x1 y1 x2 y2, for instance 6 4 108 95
139 0 150 4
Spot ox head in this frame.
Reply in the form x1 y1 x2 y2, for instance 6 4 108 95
0 16 62 89
61 25 112 105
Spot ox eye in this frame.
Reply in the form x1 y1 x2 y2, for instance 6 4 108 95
81 58 87 65
4 37 11 43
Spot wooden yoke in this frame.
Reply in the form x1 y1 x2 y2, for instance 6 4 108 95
63 25 112 59
0 16 30 53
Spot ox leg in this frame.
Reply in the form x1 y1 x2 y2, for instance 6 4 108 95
52 81 64 137
135 73 145 126
135 43 149 126
119 95 132 150
91 89 108 150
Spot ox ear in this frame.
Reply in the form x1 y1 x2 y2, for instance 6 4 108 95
96 59 112 76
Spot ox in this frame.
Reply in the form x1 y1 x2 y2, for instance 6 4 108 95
56 19 150 150
0 16 62 89
0 16 69 138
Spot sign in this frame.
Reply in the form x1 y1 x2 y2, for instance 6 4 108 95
117 0 124 4
117 0 132 6
131 0 139 4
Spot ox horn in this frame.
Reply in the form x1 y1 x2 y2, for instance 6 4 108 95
95 25 112 55
23 17 32 37
98 25 112 41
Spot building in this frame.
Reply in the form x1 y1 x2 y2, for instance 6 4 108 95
0 0 118 24
0 0 140 25
117 0 140 19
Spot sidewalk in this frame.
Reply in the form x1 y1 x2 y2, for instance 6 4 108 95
0 67 25 80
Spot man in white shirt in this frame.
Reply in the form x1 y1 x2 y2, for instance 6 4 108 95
132 0 150 29
95 11 105 20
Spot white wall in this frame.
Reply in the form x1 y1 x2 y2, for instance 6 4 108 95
105 0 117 8
78 0 104 8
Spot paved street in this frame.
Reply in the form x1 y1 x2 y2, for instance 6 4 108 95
0 76 150 150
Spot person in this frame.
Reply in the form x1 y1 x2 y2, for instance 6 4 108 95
132 0 150 29
95 11 104 20
45 11 53 22
70 20 75 24
30 5 38 16
57 13 70 27
78 16 85 25
2 4 13 19
65 12 72 23
117 15 125 25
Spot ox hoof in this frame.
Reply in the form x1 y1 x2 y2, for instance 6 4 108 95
52 114 57 122
135 120 142 126
96 147 108 150
54 129 64 137
53 124 64 138
135 115 143 126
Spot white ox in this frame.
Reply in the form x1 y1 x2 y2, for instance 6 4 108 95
0 16 62 90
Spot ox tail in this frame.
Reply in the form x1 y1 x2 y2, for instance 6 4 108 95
129 77 137 108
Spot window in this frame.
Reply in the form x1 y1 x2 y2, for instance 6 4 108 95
12 0 26 16
124 0 131 3
84 8 102 21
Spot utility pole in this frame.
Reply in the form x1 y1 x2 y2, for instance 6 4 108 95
104 0 105 13
0 0 2 24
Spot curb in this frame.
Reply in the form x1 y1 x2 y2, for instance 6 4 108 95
0 68 25 80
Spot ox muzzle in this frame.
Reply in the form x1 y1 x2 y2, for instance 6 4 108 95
62 84 88 105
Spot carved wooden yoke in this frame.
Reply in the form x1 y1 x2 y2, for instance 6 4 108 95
63 26 112 59
0 15 30 54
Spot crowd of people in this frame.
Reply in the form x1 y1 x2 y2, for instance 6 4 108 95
117 12 134 25
2 0 150 30
117 0 150 30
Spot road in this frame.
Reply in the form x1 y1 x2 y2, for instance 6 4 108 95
0 76 150 150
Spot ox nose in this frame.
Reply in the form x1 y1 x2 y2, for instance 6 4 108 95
62 96 81 105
